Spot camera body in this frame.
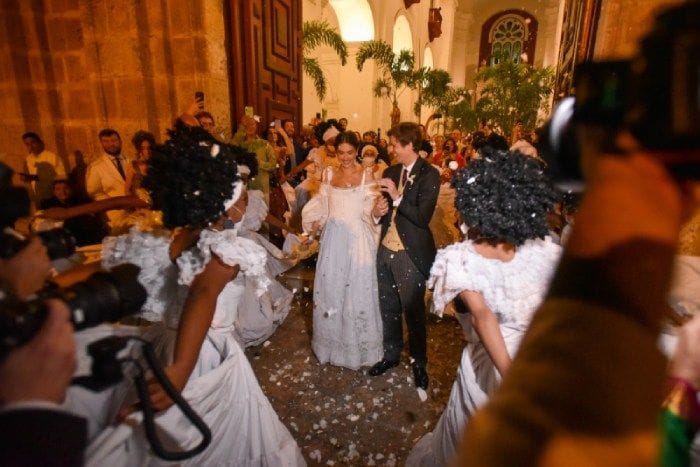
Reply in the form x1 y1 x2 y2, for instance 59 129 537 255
542 3 700 186
0 263 147 357
0 227 76 260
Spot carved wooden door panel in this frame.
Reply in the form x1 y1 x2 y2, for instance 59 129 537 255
227 0 302 130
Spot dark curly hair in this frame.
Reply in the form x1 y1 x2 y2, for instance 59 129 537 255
131 130 156 154
234 148 259 178
143 121 241 229
451 148 556 246
314 119 341 143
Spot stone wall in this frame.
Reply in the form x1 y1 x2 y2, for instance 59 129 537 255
0 0 229 174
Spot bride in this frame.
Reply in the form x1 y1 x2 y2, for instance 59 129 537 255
302 131 383 370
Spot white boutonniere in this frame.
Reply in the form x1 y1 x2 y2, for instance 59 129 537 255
407 174 416 186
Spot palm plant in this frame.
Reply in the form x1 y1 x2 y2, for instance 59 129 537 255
302 20 348 101
473 56 555 134
356 40 424 125
414 69 468 117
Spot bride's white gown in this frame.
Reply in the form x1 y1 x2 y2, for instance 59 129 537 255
302 167 383 370
407 237 561 466
64 227 306 466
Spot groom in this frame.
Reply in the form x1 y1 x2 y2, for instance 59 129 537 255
369 122 439 389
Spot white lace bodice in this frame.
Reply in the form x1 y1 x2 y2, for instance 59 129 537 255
428 237 561 328
301 167 378 235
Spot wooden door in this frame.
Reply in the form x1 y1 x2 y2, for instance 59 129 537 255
226 0 302 131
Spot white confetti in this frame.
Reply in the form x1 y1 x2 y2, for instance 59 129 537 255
263 340 271 347
210 144 220 157
417 387 428 401
467 175 478 184
309 450 322 462
347 414 360 422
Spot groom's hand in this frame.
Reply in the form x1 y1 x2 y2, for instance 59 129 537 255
378 178 399 200
372 196 389 218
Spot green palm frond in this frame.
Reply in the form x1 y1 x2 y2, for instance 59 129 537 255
302 20 348 65
302 57 327 101
355 40 395 72
372 78 393 99
474 60 555 132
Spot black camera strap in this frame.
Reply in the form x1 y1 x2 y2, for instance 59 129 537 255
133 339 212 461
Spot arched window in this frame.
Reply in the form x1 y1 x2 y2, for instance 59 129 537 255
479 10 538 67
329 0 374 42
490 16 525 65
423 46 434 69
392 14 413 54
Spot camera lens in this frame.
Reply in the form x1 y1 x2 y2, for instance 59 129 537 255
62 263 147 330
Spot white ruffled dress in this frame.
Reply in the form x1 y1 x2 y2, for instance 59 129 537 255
301 168 384 369
65 227 305 466
236 189 295 347
407 237 561 466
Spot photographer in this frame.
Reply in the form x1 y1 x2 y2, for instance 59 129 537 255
0 239 86 466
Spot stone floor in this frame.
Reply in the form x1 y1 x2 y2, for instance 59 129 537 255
245 287 465 466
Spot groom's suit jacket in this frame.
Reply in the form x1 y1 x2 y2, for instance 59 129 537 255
378 157 440 278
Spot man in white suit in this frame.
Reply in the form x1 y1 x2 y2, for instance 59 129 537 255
85 128 130 228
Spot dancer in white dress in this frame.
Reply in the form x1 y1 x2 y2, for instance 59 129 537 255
234 151 295 347
302 131 384 370
65 123 305 466
407 149 561 466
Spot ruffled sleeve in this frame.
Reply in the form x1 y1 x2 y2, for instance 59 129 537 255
428 242 488 317
362 168 381 234
428 238 561 324
101 227 178 322
301 168 331 233
176 228 271 297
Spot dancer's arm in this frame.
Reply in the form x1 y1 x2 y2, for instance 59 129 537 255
459 290 511 376
145 255 239 412
37 195 148 220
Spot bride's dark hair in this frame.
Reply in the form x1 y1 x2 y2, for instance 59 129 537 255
334 131 360 150
143 120 242 229
452 148 556 246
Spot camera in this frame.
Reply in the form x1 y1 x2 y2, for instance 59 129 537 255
541 2 700 187
0 263 147 357
0 227 76 260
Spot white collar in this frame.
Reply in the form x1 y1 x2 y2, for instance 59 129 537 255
403 159 417 174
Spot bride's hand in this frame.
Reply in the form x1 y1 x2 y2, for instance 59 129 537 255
372 196 389 218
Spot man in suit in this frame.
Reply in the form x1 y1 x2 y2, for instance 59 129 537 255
369 122 440 389
85 129 129 228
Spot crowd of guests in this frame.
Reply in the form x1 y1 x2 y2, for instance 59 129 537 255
2 93 699 466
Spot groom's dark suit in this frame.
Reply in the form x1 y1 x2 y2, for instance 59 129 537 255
376 156 439 368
